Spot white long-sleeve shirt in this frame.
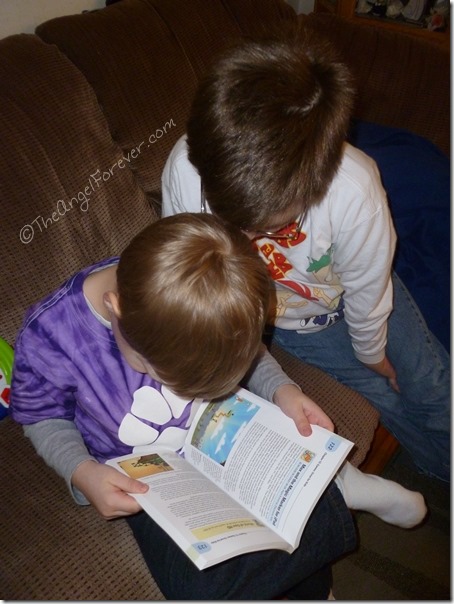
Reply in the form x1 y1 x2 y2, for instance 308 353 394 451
162 135 396 365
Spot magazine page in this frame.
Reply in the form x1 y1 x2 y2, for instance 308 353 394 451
106 448 293 570
184 387 354 548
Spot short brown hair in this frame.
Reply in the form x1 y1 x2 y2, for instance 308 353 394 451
116 213 271 399
187 26 354 230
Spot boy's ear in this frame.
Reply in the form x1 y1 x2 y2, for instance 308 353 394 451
103 291 121 318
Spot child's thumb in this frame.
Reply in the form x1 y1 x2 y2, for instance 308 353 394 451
119 474 149 494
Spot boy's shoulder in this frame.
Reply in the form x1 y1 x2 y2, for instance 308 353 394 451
165 134 190 172
322 143 388 222
18 257 119 337
340 142 378 177
333 143 383 197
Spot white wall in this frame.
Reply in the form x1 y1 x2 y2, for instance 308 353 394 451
0 0 106 39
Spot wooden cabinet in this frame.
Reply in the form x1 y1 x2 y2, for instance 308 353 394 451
314 0 450 49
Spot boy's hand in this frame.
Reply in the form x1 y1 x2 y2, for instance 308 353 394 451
273 384 334 437
363 355 400 392
72 459 149 520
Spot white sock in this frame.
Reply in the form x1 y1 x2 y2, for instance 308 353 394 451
335 461 427 529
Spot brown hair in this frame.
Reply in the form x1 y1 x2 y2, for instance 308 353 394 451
187 26 355 230
116 213 271 399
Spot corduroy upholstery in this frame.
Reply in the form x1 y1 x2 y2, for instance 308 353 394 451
1 417 166 600
301 13 449 157
35 0 298 208
0 1 448 599
0 34 156 346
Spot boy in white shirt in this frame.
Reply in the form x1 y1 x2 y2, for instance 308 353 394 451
162 28 450 483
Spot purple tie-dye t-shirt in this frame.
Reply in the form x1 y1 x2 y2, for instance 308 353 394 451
11 258 197 461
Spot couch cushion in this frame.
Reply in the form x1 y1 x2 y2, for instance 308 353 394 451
0 35 156 345
270 343 379 467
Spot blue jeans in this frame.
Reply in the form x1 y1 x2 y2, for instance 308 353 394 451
126 482 356 600
272 272 451 482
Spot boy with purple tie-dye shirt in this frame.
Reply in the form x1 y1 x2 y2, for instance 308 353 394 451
11 213 425 600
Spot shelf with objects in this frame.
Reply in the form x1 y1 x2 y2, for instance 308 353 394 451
314 0 450 48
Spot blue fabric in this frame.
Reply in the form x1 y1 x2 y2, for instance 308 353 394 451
348 120 450 352
273 273 451 482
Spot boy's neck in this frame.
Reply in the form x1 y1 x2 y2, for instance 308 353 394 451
83 264 117 321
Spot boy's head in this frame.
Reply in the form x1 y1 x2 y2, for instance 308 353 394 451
114 213 271 399
187 27 355 232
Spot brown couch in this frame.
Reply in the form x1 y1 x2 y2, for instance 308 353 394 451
0 1 449 599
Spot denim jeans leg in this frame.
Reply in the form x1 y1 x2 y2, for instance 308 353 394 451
126 482 356 600
271 272 450 481
385 273 450 479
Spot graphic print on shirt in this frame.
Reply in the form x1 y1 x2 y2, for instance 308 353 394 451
118 384 196 453
306 245 343 311
258 233 318 303
256 234 344 327
302 245 345 327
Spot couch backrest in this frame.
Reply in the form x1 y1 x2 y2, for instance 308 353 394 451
36 0 297 211
0 35 157 345
301 13 450 157
1 0 296 346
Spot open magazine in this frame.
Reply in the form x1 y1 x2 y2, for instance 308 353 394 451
106 387 353 570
